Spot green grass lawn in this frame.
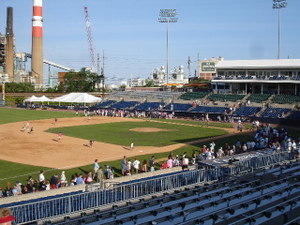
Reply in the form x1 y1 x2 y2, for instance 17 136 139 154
46 121 227 147
0 107 74 125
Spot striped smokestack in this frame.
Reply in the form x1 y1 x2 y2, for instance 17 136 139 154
31 0 43 86
5 7 14 82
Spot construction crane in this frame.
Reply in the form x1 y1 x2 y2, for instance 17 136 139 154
84 7 97 73
84 7 104 93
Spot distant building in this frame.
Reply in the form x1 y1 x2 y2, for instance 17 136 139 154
211 59 300 95
152 65 188 86
198 57 224 80
129 77 146 87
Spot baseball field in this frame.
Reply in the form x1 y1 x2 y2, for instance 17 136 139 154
0 107 259 189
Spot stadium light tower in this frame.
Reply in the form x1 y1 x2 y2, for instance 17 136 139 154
273 0 287 59
159 9 178 84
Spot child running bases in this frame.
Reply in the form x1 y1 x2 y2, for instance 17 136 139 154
90 139 94 148
58 132 62 142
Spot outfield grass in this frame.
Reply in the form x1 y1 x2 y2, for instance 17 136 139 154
45 121 227 147
0 107 74 125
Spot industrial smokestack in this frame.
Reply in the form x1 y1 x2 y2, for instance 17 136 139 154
31 0 43 86
5 7 14 82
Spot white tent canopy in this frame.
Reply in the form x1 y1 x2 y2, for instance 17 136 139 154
38 95 51 102
50 93 101 103
24 95 51 103
24 95 40 102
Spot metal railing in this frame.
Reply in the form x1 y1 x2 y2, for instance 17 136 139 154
12 168 221 224
9 150 294 224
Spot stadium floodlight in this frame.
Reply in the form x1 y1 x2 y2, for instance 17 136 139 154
158 9 178 84
272 0 288 59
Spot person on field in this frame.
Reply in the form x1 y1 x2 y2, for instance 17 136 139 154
89 139 94 148
130 142 134 150
28 127 34 134
57 132 62 142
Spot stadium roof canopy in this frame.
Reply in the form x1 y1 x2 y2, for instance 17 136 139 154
216 59 300 70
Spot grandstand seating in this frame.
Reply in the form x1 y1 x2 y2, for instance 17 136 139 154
132 102 163 111
247 94 271 103
286 111 300 120
109 91 133 98
233 106 261 117
94 100 117 108
163 103 193 112
179 92 208 100
109 101 139 110
261 107 291 118
208 94 246 102
272 94 300 104
130 91 155 99
151 91 182 100
190 106 230 114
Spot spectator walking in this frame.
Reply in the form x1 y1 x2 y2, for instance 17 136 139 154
60 171 67 187
167 156 173 168
76 174 84 185
141 160 148 172
182 156 189 171
132 158 140 174
39 170 45 190
149 156 155 172
121 156 127 176
96 167 104 182
173 155 180 167
50 175 59 189
93 159 100 179
86 171 93 184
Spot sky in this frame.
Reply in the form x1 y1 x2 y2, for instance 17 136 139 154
0 0 299 84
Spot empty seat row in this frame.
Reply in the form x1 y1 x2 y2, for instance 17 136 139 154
247 94 271 103
233 106 261 116
179 92 208 100
208 94 246 102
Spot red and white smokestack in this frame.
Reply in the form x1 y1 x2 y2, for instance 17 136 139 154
31 0 44 86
